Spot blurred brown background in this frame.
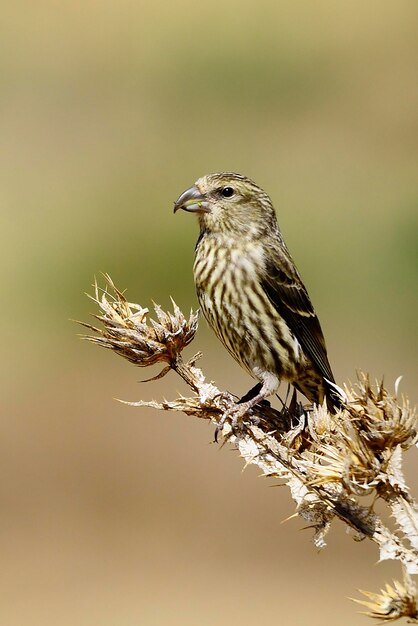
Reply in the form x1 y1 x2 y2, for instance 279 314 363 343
1 1 417 624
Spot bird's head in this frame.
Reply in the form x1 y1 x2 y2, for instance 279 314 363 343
174 172 278 237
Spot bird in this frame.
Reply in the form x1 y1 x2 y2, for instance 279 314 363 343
174 172 340 425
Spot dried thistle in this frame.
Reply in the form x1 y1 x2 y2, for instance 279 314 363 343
80 276 418 621
352 572 418 622
80 274 198 380
344 374 417 452
306 420 382 495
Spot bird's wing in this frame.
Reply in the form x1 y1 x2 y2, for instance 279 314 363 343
260 246 335 383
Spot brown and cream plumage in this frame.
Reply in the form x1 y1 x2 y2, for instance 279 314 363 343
174 172 339 420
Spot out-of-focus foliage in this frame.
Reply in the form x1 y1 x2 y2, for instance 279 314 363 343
0 2 416 625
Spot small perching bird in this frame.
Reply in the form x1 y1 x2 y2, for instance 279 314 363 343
174 172 340 424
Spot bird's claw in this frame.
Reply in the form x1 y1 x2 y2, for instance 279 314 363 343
214 401 257 443
214 414 228 443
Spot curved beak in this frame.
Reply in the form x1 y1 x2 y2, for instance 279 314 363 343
173 185 210 214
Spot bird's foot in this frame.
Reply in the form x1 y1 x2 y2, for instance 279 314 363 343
214 400 259 442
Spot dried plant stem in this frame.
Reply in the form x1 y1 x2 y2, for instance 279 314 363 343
80 275 418 623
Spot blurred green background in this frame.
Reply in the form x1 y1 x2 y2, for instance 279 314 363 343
1 1 417 624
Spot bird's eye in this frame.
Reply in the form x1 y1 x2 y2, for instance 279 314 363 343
221 187 235 198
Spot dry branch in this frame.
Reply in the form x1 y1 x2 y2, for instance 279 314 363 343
80 275 418 623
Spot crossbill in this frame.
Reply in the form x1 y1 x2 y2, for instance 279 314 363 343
174 172 340 422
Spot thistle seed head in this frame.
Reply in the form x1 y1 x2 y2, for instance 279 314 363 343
80 275 198 375
352 575 418 622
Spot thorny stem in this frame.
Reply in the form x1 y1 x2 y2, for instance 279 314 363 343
81 276 418 623
171 355 199 392
177 356 417 567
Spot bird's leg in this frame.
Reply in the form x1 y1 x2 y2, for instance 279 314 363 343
215 372 279 440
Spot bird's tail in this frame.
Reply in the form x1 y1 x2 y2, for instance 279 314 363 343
324 378 346 412
294 378 346 413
